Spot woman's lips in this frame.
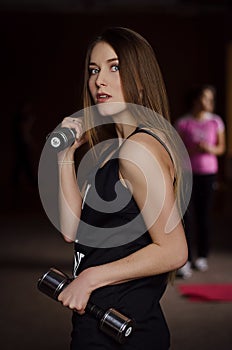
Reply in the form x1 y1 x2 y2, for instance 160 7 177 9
96 93 111 103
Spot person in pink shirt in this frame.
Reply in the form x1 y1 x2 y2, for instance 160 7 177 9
176 85 226 278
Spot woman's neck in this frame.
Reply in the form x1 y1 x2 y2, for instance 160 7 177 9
192 108 207 120
112 110 137 139
115 123 137 139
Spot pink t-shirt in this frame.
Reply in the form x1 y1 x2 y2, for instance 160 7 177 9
176 113 225 174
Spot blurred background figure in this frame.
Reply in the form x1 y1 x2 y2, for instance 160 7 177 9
12 100 38 190
175 85 226 279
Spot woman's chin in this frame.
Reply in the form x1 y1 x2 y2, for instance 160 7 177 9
96 101 127 117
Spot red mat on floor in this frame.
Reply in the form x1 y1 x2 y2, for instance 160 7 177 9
178 284 232 302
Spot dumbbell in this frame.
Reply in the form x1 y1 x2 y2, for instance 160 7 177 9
37 267 136 344
46 127 76 151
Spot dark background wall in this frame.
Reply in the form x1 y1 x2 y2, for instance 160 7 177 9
1 1 232 206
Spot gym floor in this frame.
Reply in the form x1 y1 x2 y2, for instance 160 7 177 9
1 183 232 350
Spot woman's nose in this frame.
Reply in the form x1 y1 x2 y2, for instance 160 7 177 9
95 70 107 87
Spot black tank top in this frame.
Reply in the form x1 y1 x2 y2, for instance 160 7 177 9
73 127 170 349
74 126 171 295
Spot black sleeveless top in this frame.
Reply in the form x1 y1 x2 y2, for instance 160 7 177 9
72 127 170 349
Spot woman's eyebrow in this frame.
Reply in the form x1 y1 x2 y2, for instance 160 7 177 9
89 57 119 66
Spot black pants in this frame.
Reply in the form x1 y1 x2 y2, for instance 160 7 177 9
184 174 216 260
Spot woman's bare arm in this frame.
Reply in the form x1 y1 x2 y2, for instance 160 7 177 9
199 130 226 155
58 117 87 242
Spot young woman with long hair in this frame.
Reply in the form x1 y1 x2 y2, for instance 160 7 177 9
57 27 188 349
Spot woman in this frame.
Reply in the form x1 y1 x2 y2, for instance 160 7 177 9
57 27 188 349
176 85 226 277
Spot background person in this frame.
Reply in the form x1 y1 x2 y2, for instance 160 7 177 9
175 85 226 278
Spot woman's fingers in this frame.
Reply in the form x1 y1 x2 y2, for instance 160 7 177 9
61 117 84 141
58 287 87 315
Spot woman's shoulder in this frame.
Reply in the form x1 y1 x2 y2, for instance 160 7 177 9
206 112 225 131
119 127 174 172
124 127 169 151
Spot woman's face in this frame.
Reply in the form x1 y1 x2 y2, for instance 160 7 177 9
199 89 215 112
88 41 126 116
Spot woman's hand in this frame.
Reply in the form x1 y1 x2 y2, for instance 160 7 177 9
63 116 87 147
58 268 95 315
197 141 211 153
58 117 87 159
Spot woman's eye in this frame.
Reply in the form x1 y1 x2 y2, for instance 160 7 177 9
111 65 119 72
89 68 99 75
